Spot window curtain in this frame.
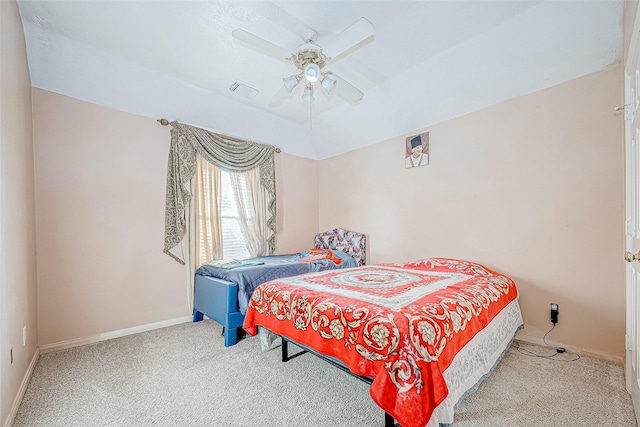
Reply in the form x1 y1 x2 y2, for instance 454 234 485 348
164 121 277 265
194 154 223 266
230 168 272 258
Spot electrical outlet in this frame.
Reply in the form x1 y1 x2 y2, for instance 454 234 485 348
550 303 559 324
23 326 27 346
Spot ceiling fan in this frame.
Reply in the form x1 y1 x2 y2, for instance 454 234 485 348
232 17 374 106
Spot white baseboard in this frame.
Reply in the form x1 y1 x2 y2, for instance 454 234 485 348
3 348 40 427
39 316 193 354
516 331 623 364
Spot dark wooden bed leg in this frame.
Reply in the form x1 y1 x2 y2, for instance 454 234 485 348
384 412 395 426
193 309 204 322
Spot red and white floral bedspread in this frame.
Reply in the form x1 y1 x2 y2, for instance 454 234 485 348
243 258 519 427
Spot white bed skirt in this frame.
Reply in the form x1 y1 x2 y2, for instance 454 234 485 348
427 299 524 427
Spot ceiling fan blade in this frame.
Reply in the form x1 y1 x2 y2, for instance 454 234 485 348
268 85 291 108
331 73 364 103
232 29 291 63
322 17 374 60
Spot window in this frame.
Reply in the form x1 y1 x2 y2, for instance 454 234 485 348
165 126 276 268
195 156 252 266
220 171 250 260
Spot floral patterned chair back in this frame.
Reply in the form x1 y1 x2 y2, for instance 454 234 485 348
314 228 366 267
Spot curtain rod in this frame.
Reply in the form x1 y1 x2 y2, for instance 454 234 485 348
157 118 281 153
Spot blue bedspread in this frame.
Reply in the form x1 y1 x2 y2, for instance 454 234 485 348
195 250 357 314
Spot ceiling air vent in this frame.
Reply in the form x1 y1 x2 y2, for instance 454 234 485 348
229 81 259 99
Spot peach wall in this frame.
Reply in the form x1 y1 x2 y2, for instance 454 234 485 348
33 89 188 346
274 153 319 254
32 89 318 346
0 1 38 425
319 66 625 359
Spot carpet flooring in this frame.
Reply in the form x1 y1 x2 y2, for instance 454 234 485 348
12 320 637 426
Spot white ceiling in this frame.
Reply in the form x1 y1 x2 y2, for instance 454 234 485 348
17 1 623 159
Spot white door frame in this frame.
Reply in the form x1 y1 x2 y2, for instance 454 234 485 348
625 5 640 425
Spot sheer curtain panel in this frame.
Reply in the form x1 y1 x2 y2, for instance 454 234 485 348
230 168 273 258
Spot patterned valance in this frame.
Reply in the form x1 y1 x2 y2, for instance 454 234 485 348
164 122 277 264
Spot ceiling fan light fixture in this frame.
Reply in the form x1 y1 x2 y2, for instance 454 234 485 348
302 84 314 102
232 17 374 124
320 75 337 93
304 63 321 83
283 74 301 92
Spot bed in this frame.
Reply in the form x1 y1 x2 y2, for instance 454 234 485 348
243 257 523 427
193 228 366 346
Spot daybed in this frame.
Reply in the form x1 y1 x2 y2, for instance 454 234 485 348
243 257 523 427
193 228 366 346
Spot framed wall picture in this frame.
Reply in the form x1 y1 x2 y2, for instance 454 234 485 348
405 132 429 168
